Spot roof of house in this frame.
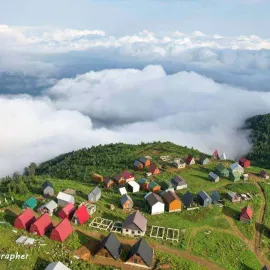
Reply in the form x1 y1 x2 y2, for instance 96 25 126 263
89 186 101 197
44 200 58 211
122 211 147 232
122 171 134 179
209 172 219 179
149 163 159 173
134 160 142 167
219 153 227 160
241 205 253 219
182 191 194 207
120 194 133 205
31 213 52 232
161 180 173 190
127 238 153 267
239 157 250 163
74 205 89 224
227 191 237 198
23 197 37 208
45 262 71 270
173 158 185 165
104 177 114 184
230 162 243 171
171 175 187 186
60 203 75 215
186 154 194 164
211 191 221 202
198 190 211 201
145 192 164 207
42 180 53 190
140 156 149 163
128 181 140 189
162 191 180 204
16 208 35 223
53 218 73 239
215 163 228 172
213 150 219 158
57 192 74 202
138 178 148 184
200 156 209 162
99 233 122 260
261 170 268 176
149 181 159 189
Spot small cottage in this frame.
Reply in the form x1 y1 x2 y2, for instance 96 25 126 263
215 163 229 178
219 153 227 160
50 218 73 242
208 172 220 183
120 194 134 209
38 200 58 216
211 191 221 204
145 192 165 215
14 209 36 230
199 156 210 165
42 180 54 197
261 170 269 179
22 197 37 210
79 202 96 216
239 157 251 168
212 150 219 159
126 238 154 268
45 262 71 270
171 175 188 190
162 191 182 212
29 213 53 236
119 187 127 195
57 192 75 207
182 191 194 208
230 170 241 182
186 154 195 165
122 211 147 236
148 163 160 175
127 181 140 193
173 158 186 169
229 163 244 175
58 202 75 220
161 180 174 192
88 186 101 203
140 156 151 167
72 205 90 225
197 190 212 207
240 205 253 223
227 191 241 203
114 171 135 184
96 233 123 260
93 173 103 183
149 181 161 193
134 160 144 170
104 177 114 189
138 178 149 190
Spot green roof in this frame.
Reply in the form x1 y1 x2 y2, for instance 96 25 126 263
230 171 241 179
22 197 37 209
149 181 159 189
215 163 228 173
161 181 173 189
138 178 148 184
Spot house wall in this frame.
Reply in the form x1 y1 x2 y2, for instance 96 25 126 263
169 200 182 212
151 202 165 215
122 200 133 209
43 187 54 196
58 199 69 207
151 186 161 193
176 184 187 190
122 228 145 236
126 254 149 268
96 248 114 259
143 160 151 167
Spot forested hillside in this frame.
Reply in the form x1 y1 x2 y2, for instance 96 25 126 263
36 141 203 180
246 113 270 168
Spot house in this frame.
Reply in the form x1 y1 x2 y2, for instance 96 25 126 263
58 202 75 220
161 180 174 192
14 209 36 230
50 219 73 242
214 163 229 178
149 181 161 193
239 157 251 168
182 191 194 208
88 186 101 203
93 173 103 183
134 160 143 170
173 158 186 169
230 170 241 182
29 213 53 236
63 188 76 195
145 192 165 215
57 192 75 207
126 238 154 268
114 171 135 184
79 202 96 215
261 170 269 179
146 172 152 177
227 191 241 203
197 190 212 207
120 194 134 209
208 172 220 183
162 191 182 212
219 153 227 160
21 197 37 209
138 178 150 190
45 262 71 270
229 163 244 175
140 156 151 167
38 200 58 216
243 174 249 181
104 177 114 189
148 163 160 175
96 233 123 260
186 154 195 165
119 187 127 195
240 205 253 223
211 191 221 204
42 180 54 197
199 156 210 165
72 205 90 225
171 175 188 190
122 211 147 236
212 150 219 159
127 181 140 193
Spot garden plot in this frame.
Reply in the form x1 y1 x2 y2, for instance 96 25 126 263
149 226 180 242
89 217 113 231
166 228 180 242
150 226 166 239
110 221 123 234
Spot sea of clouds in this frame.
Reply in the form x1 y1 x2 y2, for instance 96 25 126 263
0 25 270 176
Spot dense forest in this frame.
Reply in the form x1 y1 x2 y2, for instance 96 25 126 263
246 113 270 168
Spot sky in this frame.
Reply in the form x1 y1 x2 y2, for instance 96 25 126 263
0 1 270 176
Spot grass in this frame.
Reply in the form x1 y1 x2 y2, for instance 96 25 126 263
191 231 262 270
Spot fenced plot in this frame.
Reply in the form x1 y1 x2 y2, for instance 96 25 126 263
110 221 123 234
166 228 180 242
150 226 166 239
149 226 180 242
89 217 113 231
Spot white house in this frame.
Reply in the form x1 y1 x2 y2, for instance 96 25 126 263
38 200 58 216
127 181 140 193
88 187 101 203
219 153 227 160
229 163 244 175
171 176 188 190
173 158 186 169
119 187 127 195
145 192 165 215
57 192 75 207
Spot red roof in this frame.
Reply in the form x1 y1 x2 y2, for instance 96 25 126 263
239 157 251 167
261 170 267 176
58 202 75 219
212 150 219 159
14 208 36 230
122 171 134 180
149 163 160 174
240 205 253 219
74 205 90 225
186 155 194 165
50 218 73 242
29 213 52 236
